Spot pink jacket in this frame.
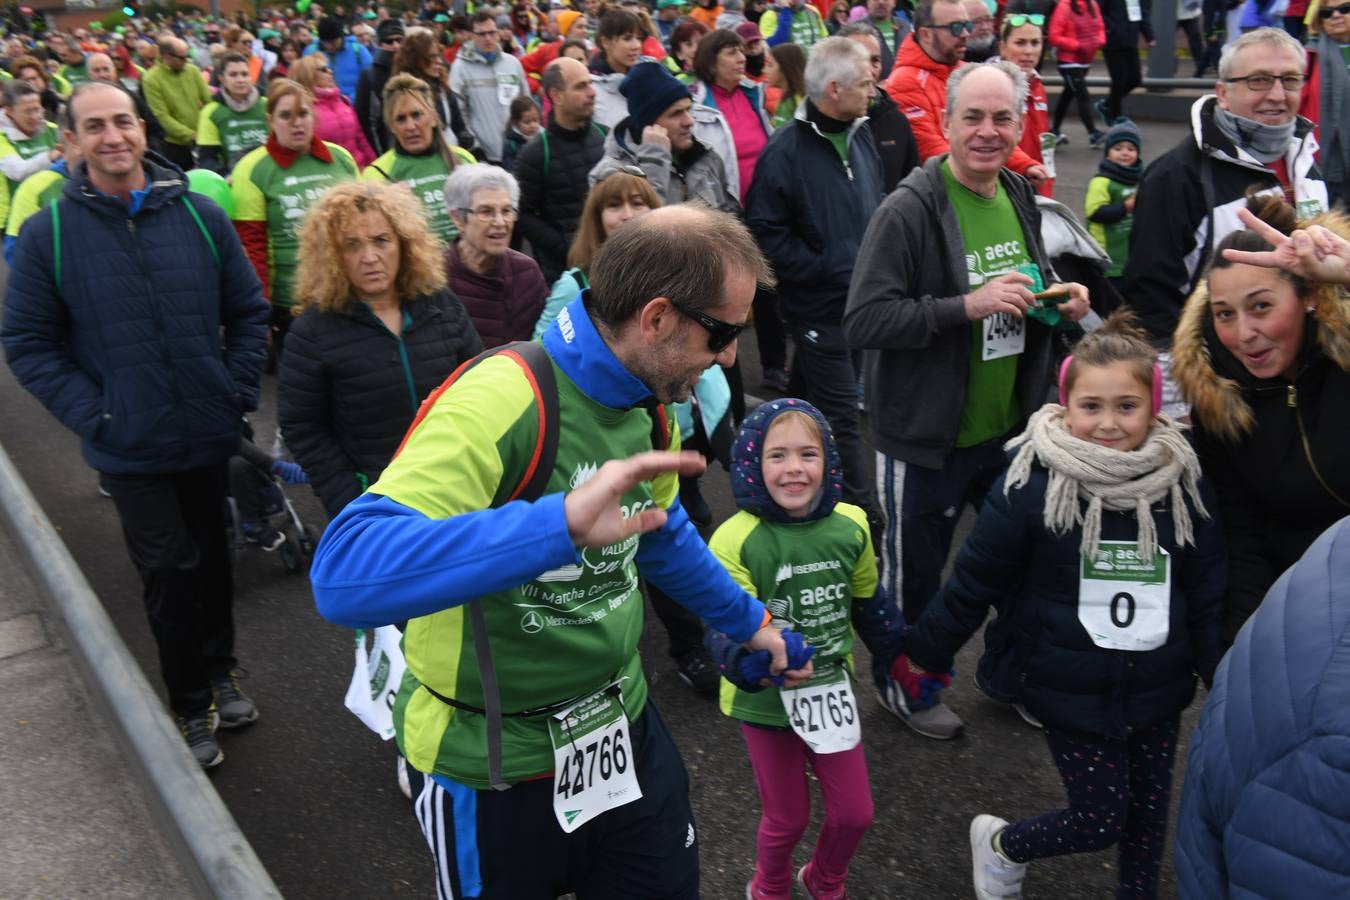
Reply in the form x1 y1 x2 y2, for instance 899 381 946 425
312 86 375 168
1048 0 1106 67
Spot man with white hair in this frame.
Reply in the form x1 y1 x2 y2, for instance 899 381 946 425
1122 26 1328 414
845 61 1090 740
747 36 885 535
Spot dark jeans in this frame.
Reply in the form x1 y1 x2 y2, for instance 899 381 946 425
1053 66 1097 136
100 464 235 718
1001 716 1182 899
1102 47 1142 123
752 285 788 373
785 320 874 512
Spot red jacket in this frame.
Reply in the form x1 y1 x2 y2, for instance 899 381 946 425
1048 0 1106 66
883 35 1038 174
1299 47 1320 129
522 39 563 95
1019 73 1054 197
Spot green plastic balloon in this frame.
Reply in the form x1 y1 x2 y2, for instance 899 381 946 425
186 168 233 217
296 0 313 12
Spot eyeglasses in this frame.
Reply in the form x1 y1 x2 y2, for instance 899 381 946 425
472 29 499 36
460 205 518 223
384 36 403 44
597 163 648 183
1005 13 1044 26
163 51 188 60
928 19 975 36
670 300 744 353
1318 1 1350 16
1223 72 1304 92
318 65 332 72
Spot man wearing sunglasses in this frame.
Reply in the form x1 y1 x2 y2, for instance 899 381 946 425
311 205 811 898
882 0 1047 186
1298 0 1350 208
1123 26 1328 411
355 18 406 154
141 36 210 172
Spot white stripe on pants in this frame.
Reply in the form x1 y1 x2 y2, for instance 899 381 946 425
414 773 457 900
874 451 906 612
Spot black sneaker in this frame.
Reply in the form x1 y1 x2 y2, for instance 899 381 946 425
211 671 259 728
177 713 223 768
675 647 719 696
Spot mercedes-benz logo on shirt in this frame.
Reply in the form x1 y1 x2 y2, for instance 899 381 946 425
520 611 544 634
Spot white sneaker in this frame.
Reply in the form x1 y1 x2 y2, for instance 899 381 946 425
396 754 412 800
971 814 1027 899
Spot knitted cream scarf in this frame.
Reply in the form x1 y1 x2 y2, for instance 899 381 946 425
1003 406 1208 564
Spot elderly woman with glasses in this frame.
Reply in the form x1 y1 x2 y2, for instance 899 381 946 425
444 163 548 347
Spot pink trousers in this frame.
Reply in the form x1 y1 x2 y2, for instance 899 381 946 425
741 723 874 900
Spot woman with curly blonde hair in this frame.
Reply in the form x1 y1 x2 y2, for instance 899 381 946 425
278 180 482 518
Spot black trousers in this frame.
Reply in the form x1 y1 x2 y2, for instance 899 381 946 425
786 320 874 512
1102 47 1142 123
751 285 788 373
100 464 236 718
1053 65 1097 136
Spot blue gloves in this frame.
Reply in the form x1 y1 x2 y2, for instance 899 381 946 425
271 460 309 484
738 628 816 686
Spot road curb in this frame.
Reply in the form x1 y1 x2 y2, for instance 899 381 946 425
0 441 282 900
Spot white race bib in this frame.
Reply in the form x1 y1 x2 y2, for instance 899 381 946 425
343 626 406 741
548 685 643 833
1078 542 1171 652
497 76 519 106
779 665 860 754
982 311 1026 361
1126 0 1141 21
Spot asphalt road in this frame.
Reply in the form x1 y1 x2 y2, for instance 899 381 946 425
0 116 1199 899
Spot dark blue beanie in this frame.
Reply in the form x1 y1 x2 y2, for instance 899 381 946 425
620 62 691 139
730 398 843 524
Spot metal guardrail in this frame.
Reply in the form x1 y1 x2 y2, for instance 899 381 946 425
0 441 282 900
1042 75 1216 91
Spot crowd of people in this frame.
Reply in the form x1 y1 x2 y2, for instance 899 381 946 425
2 0 1350 897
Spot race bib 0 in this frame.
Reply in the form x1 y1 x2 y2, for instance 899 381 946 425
1078 542 1171 652
779 665 860 754
548 684 642 833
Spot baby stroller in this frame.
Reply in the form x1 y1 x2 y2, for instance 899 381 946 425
227 423 320 573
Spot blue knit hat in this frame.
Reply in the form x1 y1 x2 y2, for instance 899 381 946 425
620 62 691 139
730 398 843 524
1103 117 1142 155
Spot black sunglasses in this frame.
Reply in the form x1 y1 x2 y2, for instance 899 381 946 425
927 19 975 36
1319 1 1350 15
670 299 744 353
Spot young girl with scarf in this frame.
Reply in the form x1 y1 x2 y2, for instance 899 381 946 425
704 399 920 900
904 311 1226 900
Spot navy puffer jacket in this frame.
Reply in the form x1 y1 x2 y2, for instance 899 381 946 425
1 157 269 475
905 461 1227 738
1175 517 1350 899
278 289 483 518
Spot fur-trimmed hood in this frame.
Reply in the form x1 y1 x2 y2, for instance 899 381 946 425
1171 210 1350 442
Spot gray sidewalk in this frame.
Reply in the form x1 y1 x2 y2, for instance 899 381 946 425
0 524 193 899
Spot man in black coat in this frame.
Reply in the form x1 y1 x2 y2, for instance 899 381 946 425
842 23 920 191
355 19 404 155
514 56 606 283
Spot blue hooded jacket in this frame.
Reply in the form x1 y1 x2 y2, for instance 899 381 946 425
1175 516 1350 898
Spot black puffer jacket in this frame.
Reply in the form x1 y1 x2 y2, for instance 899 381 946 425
278 289 483 518
906 462 1226 739
354 48 395 155
1171 211 1350 643
513 114 607 283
